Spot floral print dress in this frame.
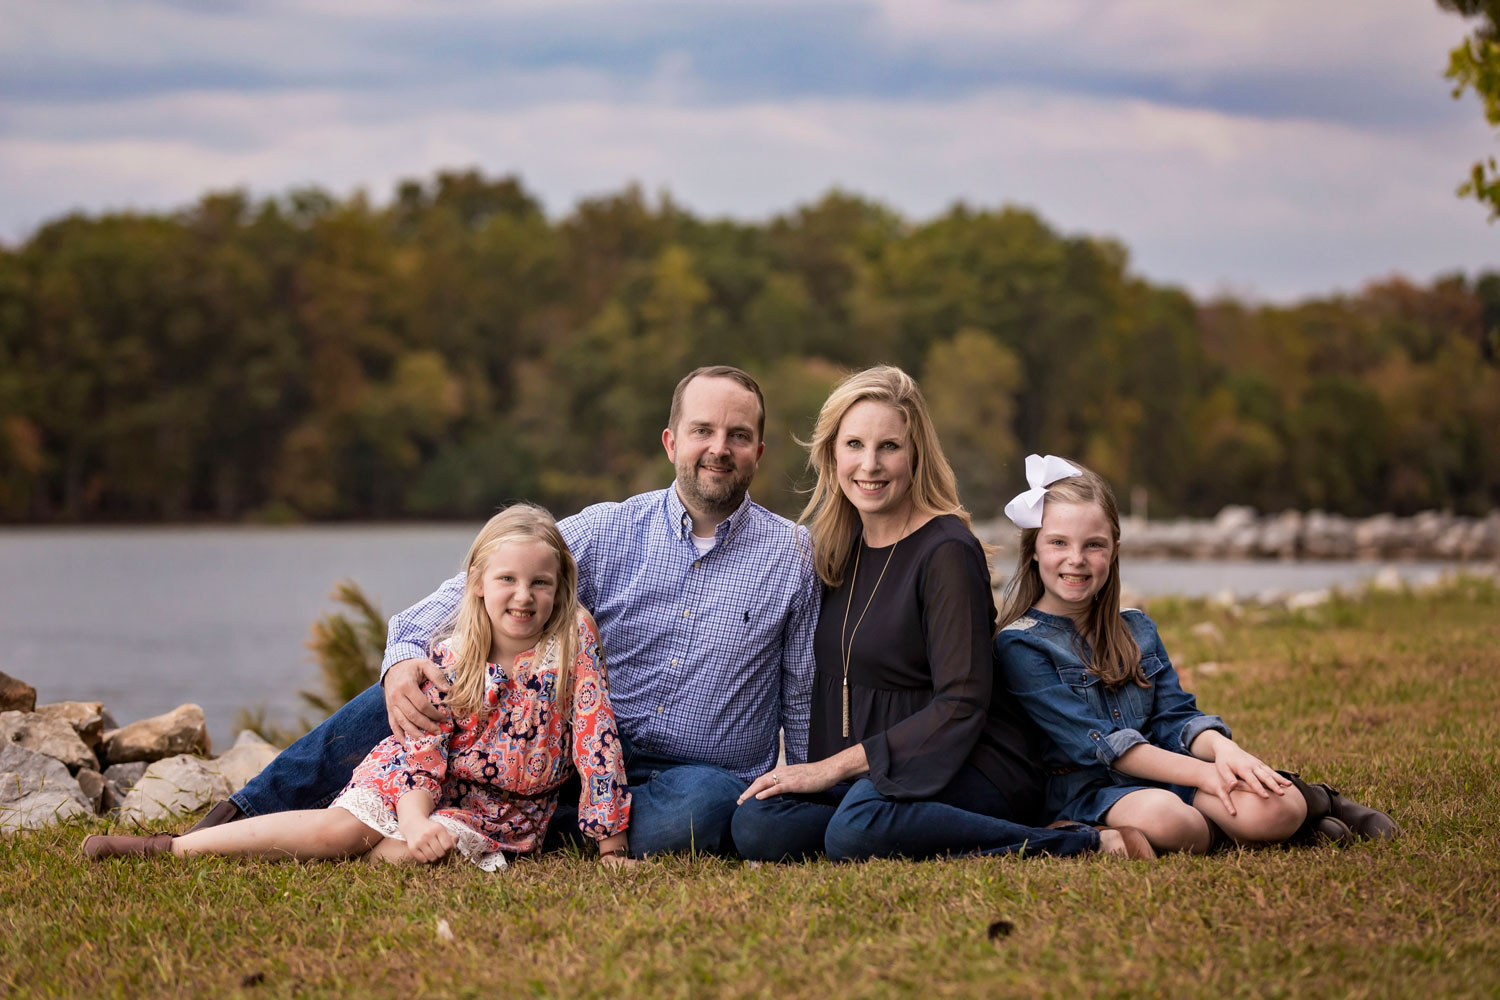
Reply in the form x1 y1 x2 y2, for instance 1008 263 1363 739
331 612 630 871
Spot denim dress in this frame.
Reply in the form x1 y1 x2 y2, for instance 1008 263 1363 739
995 608 1230 825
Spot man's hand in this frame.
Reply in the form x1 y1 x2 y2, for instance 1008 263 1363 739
384 657 449 741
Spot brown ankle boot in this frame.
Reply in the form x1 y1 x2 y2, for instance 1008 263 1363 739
185 800 242 834
82 833 175 861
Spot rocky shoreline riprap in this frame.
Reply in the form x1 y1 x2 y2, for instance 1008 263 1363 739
975 507 1500 561
0 676 277 833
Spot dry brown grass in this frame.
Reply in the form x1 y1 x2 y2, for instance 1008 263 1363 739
4 579 1498 998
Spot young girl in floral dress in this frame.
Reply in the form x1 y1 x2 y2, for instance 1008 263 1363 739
994 455 1399 854
85 504 634 869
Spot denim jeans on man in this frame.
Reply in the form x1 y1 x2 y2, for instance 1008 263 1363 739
231 683 747 856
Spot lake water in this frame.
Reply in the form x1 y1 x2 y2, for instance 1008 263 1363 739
0 525 1469 751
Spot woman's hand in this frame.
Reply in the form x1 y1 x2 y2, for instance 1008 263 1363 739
738 759 841 803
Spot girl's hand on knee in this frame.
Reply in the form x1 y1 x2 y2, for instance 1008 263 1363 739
1197 771 1249 817
1213 744 1289 801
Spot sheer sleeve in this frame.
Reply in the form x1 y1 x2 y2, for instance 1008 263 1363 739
861 537 992 799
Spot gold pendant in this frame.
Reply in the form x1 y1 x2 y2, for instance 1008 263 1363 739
842 676 850 739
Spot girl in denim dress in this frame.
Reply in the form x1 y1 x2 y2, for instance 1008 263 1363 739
995 456 1325 855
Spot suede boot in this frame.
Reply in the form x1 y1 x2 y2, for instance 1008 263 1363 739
1279 771 1398 843
185 799 243 834
82 833 176 861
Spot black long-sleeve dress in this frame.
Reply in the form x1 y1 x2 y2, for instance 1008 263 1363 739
808 514 1042 813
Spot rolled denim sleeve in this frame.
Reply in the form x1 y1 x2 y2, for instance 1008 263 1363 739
997 633 1141 769
777 530 819 766
379 573 466 678
1128 614 1231 754
1100 727 1150 763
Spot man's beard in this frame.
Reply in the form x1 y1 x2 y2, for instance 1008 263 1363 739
676 459 752 520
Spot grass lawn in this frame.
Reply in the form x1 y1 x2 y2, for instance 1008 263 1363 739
4 579 1498 998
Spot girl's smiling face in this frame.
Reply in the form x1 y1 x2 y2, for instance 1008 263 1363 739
474 539 559 661
1033 499 1118 620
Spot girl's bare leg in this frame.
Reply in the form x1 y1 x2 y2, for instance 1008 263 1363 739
364 837 418 865
1104 788 1213 854
172 808 382 861
1193 785 1307 845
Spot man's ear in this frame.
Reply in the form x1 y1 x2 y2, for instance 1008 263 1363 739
662 426 677 462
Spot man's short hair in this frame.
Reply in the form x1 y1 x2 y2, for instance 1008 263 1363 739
668 366 767 441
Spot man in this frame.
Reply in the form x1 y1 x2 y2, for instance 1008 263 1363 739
198 366 820 856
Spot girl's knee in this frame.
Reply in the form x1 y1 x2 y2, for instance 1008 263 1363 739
1109 792 1208 853
1228 789 1307 843
320 808 384 854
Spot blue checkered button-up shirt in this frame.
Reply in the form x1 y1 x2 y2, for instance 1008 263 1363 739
381 487 821 782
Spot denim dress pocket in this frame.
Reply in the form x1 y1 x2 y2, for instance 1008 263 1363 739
1060 666 1107 724
1118 654 1168 731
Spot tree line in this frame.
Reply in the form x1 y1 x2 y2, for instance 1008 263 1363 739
1 170 1497 524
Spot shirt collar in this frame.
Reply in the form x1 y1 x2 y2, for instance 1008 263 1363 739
664 483 755 546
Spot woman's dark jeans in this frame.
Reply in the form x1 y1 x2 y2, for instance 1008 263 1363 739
731 764 1098 862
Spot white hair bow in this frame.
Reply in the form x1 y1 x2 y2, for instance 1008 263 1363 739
1003 454 1083 530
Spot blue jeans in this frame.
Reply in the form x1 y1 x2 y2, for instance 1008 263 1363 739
731 764 1099 862
232 682 747 857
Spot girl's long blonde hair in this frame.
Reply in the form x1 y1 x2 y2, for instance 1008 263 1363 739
798 365 975 587
997 461 1144 691
434 504 582 718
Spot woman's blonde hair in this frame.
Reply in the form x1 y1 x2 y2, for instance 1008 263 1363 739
798 365 974 587
997 461 1144 691
435 504 582 718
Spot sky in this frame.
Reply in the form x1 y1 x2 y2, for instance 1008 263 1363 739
2 0 1496 301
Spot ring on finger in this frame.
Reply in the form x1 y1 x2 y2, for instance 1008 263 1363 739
770 773 780 786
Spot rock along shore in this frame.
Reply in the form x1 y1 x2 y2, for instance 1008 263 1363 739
974 507 1500 561
0 677 278 834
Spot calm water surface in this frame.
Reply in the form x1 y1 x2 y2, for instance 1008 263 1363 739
0 525 1466 750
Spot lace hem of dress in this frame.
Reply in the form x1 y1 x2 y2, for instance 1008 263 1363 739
331 787 509 872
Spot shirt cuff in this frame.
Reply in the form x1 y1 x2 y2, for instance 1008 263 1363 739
1099 727 1148 765
1179 714 1232 753
380 640 431 679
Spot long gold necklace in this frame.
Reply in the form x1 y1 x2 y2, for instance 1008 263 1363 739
839 517 907 738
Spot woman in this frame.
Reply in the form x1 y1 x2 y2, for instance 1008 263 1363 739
730 366 1151 861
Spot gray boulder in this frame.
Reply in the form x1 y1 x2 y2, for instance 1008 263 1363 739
119 754 234 826
0 710 99 772
0 743 91 833
99 704 210 765
75 768 106 813
0 671 36 713
102 761 149 814
214 730 281 792
33 701 108 749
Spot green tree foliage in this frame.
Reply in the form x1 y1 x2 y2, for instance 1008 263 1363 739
0 170 1496 523
1442 0 1500 216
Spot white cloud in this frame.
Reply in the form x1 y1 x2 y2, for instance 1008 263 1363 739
3 82 1494 301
